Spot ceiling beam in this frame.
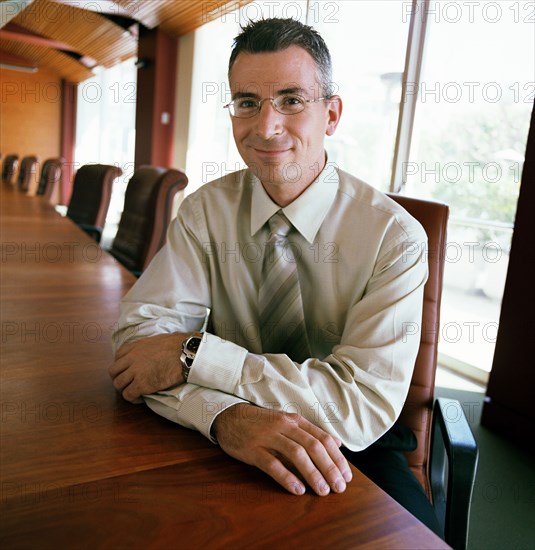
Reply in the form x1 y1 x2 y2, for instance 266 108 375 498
0 22 97 68
0 22 77 51
50 0 133 17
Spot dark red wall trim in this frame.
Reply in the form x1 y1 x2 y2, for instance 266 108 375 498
61 79 77 204
134 26 177 168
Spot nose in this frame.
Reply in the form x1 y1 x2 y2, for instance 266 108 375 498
254 99 283 140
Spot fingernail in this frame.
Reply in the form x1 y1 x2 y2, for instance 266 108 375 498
333 479 346 493
343 468 352 482
318 482 330 496
292 483 305 495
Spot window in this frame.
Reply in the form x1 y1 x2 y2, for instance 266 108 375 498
404 0 533 381
315 1 410 190
74 58 137 246
183 14 244 195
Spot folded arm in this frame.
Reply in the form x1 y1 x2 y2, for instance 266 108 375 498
109 196 427 493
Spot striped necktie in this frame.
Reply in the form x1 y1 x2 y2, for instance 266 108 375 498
258 211 310 362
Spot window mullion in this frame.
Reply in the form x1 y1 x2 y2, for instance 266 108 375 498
390 0 430 193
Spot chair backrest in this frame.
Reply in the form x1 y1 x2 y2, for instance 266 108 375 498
36 158 64 202
2 154 19 185
17 156 39 192
66 164 122 230
387 193 449 498
110 166 188 274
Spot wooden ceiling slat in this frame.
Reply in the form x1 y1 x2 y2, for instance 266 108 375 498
12 0 136 68
113 0 164 29
1 0 254 83
161 0 255 36
0 38 92 82
113 0 254 35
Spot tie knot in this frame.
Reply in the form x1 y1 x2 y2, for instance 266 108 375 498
268 211 292 239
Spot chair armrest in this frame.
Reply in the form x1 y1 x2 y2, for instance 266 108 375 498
77 223 102 243
430 397 478 550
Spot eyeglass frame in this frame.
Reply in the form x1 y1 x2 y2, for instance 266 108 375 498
223 93 330 118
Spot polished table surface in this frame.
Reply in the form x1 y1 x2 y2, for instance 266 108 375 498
0 183 450 549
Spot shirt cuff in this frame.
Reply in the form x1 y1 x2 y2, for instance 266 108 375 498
144 387 247 443
188 332 248 394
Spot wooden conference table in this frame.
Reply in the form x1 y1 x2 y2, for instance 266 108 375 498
0 183 449 549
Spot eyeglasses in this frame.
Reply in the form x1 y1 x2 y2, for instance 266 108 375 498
224 93 327 118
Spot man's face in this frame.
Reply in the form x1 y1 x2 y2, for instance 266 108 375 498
228 45 341 196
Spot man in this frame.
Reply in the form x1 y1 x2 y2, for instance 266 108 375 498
110 18 440 534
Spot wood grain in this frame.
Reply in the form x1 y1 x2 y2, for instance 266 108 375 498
0 183 450 549
0 456 448 550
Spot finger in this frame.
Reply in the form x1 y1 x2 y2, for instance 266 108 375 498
114 342 134 360
112 368 135 392
255 449 307 496
297 417 352 484
122 380 142 403
296 417 352 492
319 433 352 484
302 421 352 483
273 413 335 495
108 355 131 378
279 434 336 495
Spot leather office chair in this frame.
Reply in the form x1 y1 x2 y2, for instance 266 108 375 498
387 193 478 550
36 158 64 203
109 166 188 276
17 156 39 192
2 154 19 185
66 164 122 243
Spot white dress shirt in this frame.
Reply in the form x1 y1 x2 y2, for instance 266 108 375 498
113 163 428 451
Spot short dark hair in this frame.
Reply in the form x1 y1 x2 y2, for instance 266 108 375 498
228 18 333 97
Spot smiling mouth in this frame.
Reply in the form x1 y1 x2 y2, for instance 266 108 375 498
253 148 290 156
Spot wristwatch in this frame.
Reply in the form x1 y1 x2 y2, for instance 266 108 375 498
180 333 203 382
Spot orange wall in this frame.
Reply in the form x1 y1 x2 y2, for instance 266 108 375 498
0 66 62 162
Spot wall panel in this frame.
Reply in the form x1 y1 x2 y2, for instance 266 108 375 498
0 66 62 162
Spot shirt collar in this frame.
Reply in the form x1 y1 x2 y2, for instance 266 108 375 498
250 161 339 243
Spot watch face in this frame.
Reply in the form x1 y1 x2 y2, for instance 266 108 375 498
186 337 201 354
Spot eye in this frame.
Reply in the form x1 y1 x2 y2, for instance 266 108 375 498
235 98 258 109
281 94 305 107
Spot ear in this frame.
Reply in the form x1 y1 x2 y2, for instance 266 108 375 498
325 96 343 137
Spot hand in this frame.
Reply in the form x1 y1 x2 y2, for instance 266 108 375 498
109 333 188 403
212 403 353 496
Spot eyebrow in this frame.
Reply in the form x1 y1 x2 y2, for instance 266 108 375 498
231 87 306 100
